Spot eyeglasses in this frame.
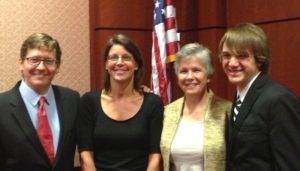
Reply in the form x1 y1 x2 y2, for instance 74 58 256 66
25 56 58 67
107 55 133 62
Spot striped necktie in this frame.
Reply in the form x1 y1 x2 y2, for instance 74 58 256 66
233 96 242 121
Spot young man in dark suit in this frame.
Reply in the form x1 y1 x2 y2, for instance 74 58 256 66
219 23 300 170
0 33 80 171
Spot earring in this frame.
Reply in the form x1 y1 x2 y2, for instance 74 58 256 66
206 79 211 92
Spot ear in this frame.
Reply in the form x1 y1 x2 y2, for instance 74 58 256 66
206 74 212 83
105 62 109 70
256 62 262 68
19 59 24 73
53 62 60 73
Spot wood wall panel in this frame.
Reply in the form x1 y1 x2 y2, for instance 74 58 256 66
262 21 300 96
176 0 226 30
227 0 300 24
95 0 153 29
175 0 199 30
90 0 300 101
198 0 226 27
90 0 229 100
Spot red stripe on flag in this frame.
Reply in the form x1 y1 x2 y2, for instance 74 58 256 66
166 41 178 57
165 0 173 6
153 32 169 104
151 0 179 104
165 18 176 31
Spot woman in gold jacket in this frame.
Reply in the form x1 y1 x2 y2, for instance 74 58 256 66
160 43 231 171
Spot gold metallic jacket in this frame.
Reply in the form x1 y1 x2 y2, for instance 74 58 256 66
160 91 231 171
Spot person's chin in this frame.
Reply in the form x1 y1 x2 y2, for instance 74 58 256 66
184 89 201 95
227 75 242 84
31 79 51 86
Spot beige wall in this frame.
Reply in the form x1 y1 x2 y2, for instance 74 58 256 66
0 0 90 94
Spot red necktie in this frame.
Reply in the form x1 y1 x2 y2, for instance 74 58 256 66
37 96 55 165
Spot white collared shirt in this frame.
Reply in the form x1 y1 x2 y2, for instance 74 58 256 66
19 80 60 155
237 72 261 102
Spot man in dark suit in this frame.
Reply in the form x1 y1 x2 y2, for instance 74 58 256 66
0 33 80 171
219 23 300 170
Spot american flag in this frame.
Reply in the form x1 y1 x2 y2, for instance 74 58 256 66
151 0 179 105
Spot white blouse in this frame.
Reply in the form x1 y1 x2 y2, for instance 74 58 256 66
170 118 204 171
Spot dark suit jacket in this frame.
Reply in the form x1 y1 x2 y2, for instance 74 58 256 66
227 73 300 171
0 81 80 171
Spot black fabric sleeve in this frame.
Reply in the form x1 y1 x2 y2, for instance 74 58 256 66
0 145 5 170
147 94 164 153
269 92 300 170
76 91 100 152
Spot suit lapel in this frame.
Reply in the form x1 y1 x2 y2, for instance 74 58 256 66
230 74 268 149
227 95 236 155
51 86 65 166
9 83 51 163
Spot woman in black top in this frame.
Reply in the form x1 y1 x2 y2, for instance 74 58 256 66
77 34 164 171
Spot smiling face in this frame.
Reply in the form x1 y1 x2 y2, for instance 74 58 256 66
105 44 137 85
177 55 209 96
221 43 261 91
20 48 59 94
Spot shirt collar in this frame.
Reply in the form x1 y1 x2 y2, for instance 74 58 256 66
19 80 55 107
237 72 261 102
